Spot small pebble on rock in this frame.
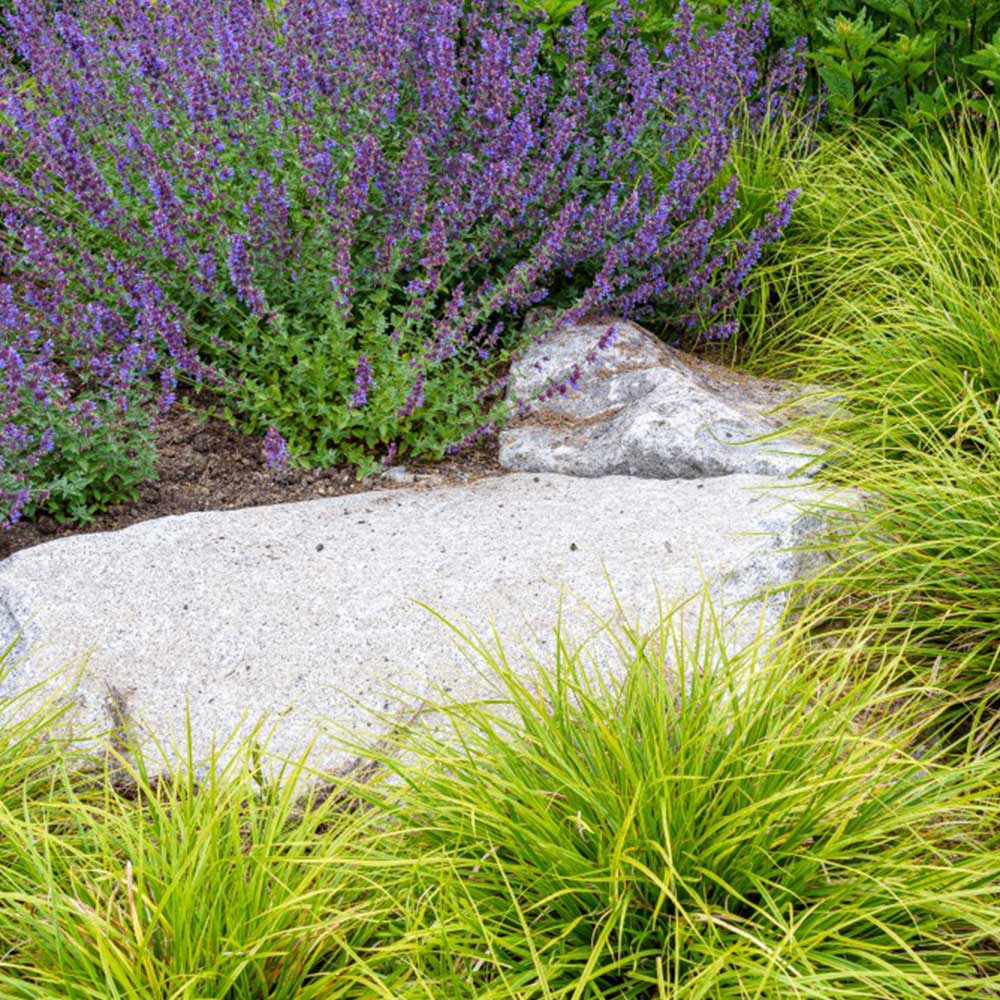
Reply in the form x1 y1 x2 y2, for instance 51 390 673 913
381 466 416 485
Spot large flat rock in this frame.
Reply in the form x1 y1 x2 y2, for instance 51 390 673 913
500 317 824 479
0 473 821 773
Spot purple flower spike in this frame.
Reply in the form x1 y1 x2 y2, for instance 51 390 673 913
262 426 289 473
350 354 374 409
0 0 805 525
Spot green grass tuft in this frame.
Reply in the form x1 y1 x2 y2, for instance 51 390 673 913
1 599 999 996
728 110 1000 724
350 606 1000 999
0 677 415 998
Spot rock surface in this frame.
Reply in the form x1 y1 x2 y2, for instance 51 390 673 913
500 317 823 480
0 473 820 773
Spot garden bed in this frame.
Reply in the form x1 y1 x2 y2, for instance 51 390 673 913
0 395 503 561
2 0 999 991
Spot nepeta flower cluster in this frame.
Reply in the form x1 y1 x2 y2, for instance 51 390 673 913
0 0 802 527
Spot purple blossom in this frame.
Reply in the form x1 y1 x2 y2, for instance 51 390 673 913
0 0 804 525
262 426 289 473
350 354 374 409
226 234 266 316
398 372 425 419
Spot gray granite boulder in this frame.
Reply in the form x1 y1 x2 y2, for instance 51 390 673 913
499 317 824 480
0 473 822 774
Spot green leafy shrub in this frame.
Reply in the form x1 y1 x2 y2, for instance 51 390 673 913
0 392 158 526
519 0 1000 125
963 23 1000 91
807 0 1000 124
1 0 800 530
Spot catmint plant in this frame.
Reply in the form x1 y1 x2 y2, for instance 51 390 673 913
0 0 802 528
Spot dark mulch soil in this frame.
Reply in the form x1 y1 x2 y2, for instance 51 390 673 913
0 396 504 561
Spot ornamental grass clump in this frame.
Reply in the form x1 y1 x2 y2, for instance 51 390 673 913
0 641 84 879
0 0 801 527
351 607 1000 998
735 114 1000 727
794 428 1000 741
0 608 999 995
0 718 414 998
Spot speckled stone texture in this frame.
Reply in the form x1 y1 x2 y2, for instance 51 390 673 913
499 317 824 480
0 473 822 774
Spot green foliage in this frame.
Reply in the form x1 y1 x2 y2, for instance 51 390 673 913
0 391 158 527
1 603 1000 995
806 0 1000 123
353 603 1000 998
732 111 1000 723
36 403 156 525
811 9 890 118
207 291 512 479
517 0 1000 125
0 723 412 997
516 0 734 46
962 24 1000 95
